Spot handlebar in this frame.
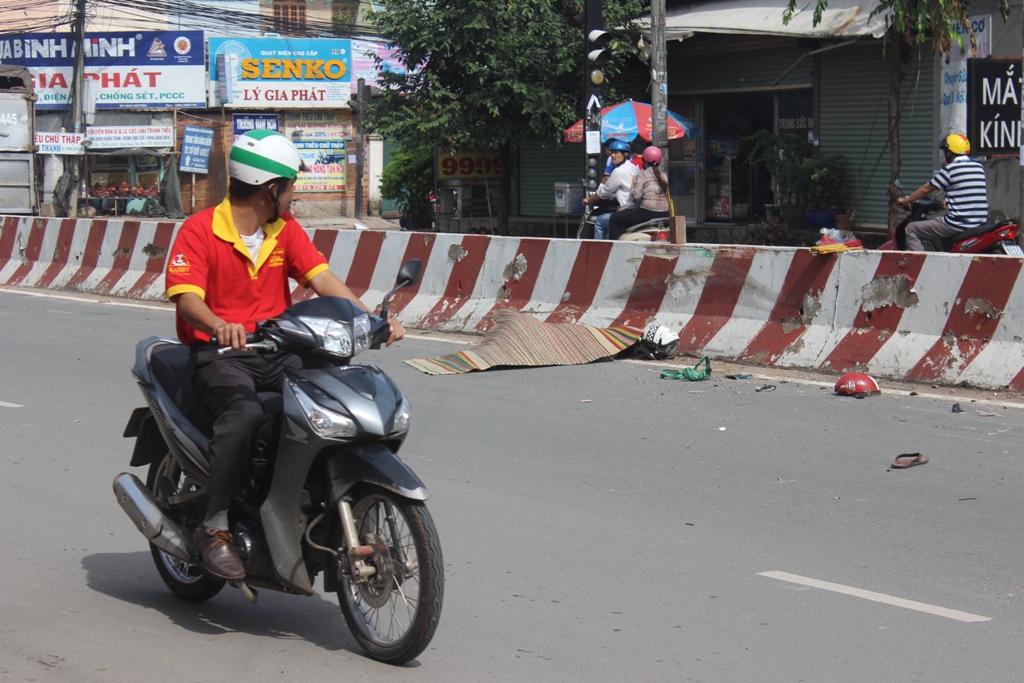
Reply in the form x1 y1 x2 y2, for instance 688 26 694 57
209 331 276 355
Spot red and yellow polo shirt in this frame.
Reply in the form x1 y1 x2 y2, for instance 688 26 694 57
165 198 328 345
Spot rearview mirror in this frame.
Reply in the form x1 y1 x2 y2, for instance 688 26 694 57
395 259 423 289
379 259 423 319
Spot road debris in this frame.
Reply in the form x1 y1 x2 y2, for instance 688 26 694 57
891 453 929 469
952 403 966 413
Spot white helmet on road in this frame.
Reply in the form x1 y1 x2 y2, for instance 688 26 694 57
229 130 307 186
635 324 678 360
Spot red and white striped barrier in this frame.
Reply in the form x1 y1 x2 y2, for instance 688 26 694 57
3 215 1023 390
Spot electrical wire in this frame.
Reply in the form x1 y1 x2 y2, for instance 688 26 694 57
0 0 382 39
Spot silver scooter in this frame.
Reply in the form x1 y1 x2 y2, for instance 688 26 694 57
113 260 443 664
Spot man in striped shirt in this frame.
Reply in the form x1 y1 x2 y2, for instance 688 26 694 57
897 133 988 251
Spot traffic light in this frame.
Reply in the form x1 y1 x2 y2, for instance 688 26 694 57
586 29 611 86
582 0 605 192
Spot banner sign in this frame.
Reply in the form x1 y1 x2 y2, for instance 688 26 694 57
283 111 352 141
209 38 351 109
295 140 346 192
0 31 205 110
180 126 215 174
35 131 84 155
232 113 279 140
437 148 503 179
86 125 175 149
967 58 1021 155
940 16 991 138
349 39 406 94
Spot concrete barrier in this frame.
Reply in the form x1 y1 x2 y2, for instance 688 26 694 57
2 215 1022 390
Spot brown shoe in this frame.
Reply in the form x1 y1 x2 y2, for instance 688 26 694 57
193 528 245 581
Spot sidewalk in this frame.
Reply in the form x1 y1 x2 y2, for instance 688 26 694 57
298 215 403 231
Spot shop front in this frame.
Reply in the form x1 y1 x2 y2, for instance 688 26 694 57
663 33 815 228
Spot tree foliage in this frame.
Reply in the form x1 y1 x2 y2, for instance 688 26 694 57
784 0 1009 56
379 144 435 222
364 0 649 153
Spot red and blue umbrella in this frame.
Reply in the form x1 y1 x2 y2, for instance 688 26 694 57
564 100 698 143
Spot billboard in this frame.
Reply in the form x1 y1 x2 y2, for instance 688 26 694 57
0 31 206 110
966 58 1021 156
209 38 351 109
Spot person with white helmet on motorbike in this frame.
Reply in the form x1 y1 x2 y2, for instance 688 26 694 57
897 133 988 251
164 130 405 580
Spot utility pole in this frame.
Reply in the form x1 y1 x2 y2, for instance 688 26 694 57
650 0 668 167
69 0 86 218
354 77 365 219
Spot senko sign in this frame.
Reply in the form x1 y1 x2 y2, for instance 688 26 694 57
209 38 351 109
0 32 205 110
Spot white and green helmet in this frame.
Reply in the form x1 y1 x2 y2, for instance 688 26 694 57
229 130 307 186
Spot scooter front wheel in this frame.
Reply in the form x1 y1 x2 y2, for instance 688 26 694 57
337 488 444 664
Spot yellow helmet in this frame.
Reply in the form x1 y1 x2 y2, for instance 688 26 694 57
940 133 971 156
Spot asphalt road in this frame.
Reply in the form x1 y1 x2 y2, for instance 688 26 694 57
3 286 1024 682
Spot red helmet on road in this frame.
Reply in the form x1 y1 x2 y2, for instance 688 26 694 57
642 146 663 165
835 372 880 398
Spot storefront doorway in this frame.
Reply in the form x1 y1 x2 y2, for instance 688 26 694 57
668 88 813 225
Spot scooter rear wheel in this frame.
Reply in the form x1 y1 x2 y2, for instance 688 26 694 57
337 488 444 664
146 452 225 602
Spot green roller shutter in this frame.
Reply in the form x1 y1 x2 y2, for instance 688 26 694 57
668 34 812 93
518 140 584 216
819 42 935 228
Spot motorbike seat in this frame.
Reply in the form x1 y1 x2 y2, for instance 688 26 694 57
149 344 283 438
940 219 1012 249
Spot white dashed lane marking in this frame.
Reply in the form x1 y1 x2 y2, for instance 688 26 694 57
759 571 991 623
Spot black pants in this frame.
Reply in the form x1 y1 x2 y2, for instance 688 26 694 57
608 207 670 240
188 348 301 516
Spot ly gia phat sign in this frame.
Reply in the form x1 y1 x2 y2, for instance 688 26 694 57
209 38 351 109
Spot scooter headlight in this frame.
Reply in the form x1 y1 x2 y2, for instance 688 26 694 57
299 316 353 356
298 313 372 357
391 396 411 435
351 312 371 354
290 381 357 440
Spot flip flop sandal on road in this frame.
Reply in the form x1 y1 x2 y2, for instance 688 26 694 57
891 453 929 469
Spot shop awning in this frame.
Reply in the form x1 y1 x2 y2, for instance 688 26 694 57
654 0 891 40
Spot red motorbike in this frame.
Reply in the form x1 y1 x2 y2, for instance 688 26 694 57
880 184 1021 255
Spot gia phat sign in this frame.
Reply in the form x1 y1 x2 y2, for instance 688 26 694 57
967 58 1022 155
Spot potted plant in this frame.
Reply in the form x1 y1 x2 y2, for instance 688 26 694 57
744 130 844 230
744 130 807 208
803 153 845 231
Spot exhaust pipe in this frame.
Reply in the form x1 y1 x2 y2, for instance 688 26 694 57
113 473 191 563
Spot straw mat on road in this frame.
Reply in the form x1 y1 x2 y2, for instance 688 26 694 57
404 310 641 375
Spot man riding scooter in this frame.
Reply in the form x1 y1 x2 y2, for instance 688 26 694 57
581 139 639 240
896 133 988 251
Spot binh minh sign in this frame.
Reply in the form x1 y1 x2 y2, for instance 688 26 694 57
966 58 1022 156
0 32 205 110
209 38 351 108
